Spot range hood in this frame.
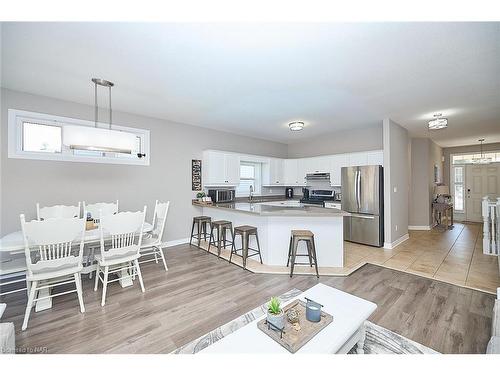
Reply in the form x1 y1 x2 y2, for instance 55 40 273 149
306 173 331 181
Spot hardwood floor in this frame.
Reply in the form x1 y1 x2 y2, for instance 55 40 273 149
1 242 495 354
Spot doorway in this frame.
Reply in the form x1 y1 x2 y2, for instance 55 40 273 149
465 164 499 222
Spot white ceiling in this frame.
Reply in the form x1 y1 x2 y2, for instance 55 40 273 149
1 22 499 147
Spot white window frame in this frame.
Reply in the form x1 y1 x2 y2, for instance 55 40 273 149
236 162 262 197
8 109 150 166
451 165 465 213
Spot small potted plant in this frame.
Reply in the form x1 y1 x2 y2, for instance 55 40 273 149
196 192 206 202
267 297 285 330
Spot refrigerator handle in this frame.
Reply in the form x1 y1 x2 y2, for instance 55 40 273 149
356 170 361 209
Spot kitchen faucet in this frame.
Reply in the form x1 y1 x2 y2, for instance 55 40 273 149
249 185 254 202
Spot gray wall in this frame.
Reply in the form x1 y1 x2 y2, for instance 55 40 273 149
442 142 500 186
383 118 410 245
0 89 288 238
287 124 383 158
409 138 442 228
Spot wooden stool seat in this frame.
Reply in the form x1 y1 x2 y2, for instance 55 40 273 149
208 220 234 258
230 225 262 269
291 229 314 238
234 225 257 234
190 216 212 249
287 229 319 278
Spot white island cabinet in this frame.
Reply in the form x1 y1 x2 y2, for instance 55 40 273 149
200 202 349 268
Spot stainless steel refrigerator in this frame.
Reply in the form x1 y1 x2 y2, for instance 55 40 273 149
341 165 384 247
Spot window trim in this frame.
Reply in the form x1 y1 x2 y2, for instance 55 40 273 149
235 161 262 197
8 109 150 166
451 165 465 213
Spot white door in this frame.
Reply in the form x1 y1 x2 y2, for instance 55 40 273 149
465 164 499 222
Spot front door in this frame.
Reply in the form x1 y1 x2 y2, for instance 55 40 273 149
465 164 499 222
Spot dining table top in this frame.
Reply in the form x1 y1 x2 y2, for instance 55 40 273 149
0 222 153 253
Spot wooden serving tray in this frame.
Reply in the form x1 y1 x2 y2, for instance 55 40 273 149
257 299 333 353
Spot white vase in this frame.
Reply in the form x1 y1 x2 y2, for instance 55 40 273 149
267 310 285 330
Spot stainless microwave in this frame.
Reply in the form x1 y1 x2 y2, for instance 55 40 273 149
207 189 235 203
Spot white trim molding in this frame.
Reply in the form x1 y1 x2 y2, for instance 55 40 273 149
163 238 190 248
384 233 410 249
408 225 432 230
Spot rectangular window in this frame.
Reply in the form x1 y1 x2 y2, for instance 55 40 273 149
452 152 500 164
236 162 262 197
453 166 464 211
8 109 150 166
22 122 62 153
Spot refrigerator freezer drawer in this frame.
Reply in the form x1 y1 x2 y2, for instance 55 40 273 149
344 214 383 247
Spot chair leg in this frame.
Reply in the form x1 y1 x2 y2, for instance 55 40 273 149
216 226 222 258
255 232 263 264
158 246 168 271
229 231 236 264
101 266 109 306
286 236 293 267
131 261 136 280
75 273 85 313
26 279 31 298
134 259 145 292
88 247 95 279
306 240 313 267
189 220 196 246
311 237 320 278
94 265 100 291
208 225 214 253
290 238 298 278
197 221 202 248
242 233 249 269
22 280 37 331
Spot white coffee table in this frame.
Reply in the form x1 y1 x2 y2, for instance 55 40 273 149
201 283 377 354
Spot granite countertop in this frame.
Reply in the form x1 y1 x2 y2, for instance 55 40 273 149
196 201 350 217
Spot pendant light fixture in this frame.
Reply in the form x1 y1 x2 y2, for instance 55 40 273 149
63 79 137 154
472 139 492 164
428 113 448 130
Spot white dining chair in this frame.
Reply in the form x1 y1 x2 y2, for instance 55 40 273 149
36 203 81 220
94 207 147 306
19 214 86 330
83 200 119 221
139 200 170 272
83 200 119 278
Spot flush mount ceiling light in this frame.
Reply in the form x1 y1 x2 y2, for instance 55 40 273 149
472 138 492 164
63 78 137 154
289 121 305 131
428 113 448 130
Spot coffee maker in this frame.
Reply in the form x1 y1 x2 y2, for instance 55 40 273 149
285 187 294 199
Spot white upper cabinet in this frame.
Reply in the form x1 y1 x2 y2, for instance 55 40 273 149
263 158 285 186
303 156 331 174
203 150 240 186
284 159 302 186
329 154 348 186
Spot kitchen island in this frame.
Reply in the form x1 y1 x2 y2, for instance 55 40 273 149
195 201 349 268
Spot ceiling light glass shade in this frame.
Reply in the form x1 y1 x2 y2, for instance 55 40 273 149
289 121 304 131
428 118 448 130
63 125 136 154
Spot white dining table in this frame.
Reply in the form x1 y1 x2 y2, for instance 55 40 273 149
0 222 153 311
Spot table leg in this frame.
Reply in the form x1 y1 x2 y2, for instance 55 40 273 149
356 325 366 354
117 263 133 288
35 288 52 312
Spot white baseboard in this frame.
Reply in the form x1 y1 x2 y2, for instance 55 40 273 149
163 237 190 248
408 225 432 230
384 233 410 249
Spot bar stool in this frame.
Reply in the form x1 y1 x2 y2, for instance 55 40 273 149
190 216 211 248
287 230 319 278
230 225 263 269
208 220 234 258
